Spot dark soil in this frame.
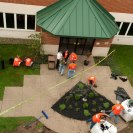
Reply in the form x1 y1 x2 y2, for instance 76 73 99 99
52 81 113 121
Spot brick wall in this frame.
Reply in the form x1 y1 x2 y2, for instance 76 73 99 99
0 0 58 6
97 0 133 13
94 38 113 47
41 31 60 45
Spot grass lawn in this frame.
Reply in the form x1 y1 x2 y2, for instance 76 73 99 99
94 45 133 86
0 44 40 100
0 117 34 133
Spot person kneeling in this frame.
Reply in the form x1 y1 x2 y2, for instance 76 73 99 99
25 57 33 67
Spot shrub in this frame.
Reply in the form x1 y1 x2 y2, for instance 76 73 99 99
94 92 99 97
78 82 84 89
65 94 73 103
91 108 96 112
103 102 110 109
98 106 103 110
88 92 95 98
83 103 89 109
83 110 91 117
75 94 81 101
59 104 66 111
75 108 80 112
68 105 73 109
92 100 97 105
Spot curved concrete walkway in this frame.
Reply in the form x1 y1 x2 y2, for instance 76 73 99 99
0 56 132 133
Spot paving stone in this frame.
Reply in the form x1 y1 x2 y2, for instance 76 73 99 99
1 100 22 117
23 75 41 88
3 87 23 101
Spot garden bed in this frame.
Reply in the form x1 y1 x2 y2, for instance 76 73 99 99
52 82 113 120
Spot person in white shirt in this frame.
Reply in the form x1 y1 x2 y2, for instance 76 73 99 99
56 51 62 69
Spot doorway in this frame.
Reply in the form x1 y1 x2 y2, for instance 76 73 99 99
59 37 95 55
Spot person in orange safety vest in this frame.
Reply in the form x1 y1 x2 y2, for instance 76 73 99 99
69 52 78 62
25 58 33 67
68 62 77 78
13 56 22 67
86 113 109 130
109 104 124 124
88 76 96 86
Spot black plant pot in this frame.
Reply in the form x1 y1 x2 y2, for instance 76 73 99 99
84 60 89 66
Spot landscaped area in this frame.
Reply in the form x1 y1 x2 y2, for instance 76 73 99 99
94 45 133 86
52 82 113 120
0 44 133 133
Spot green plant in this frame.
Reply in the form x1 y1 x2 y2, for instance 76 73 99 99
74 94 81 101
65 94 73 103
75 108 80 112
91 108 96 112
98 106 103 110
59 104 66 111
83 103 89 109
103 102 110 109
83 110 91 117
68 105 73 109
99 98 104 102
77 82 84 89
94 92 99 97
88 92 95 98
92 100 97 105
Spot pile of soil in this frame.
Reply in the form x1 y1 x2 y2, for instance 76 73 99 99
52 81 113 120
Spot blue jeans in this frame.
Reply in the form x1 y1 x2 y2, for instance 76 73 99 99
109 112 119 123
86 118 96 129
59 64 65 75
68 70 75 78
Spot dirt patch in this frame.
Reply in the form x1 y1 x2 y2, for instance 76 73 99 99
52 81 113 120
119 122 133 133
13 121 55 133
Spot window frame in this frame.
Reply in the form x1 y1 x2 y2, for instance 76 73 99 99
0 12 36 31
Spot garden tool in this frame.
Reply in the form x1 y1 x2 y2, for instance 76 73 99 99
24 110 48 128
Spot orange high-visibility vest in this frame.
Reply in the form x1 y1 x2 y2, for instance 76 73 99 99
92 113 105 123
112 104 124 115
70 52 77 62
25 58 33 66
13 57 22 67
68 63 77 70
88 76 96 85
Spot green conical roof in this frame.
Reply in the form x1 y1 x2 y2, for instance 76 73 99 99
37 0 119 38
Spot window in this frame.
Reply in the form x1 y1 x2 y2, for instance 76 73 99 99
0 13 4 28
27 15 35 30
119 22 129 35
17 14 25 29
6 13 14 28
116 22 121 28
127 23 133 36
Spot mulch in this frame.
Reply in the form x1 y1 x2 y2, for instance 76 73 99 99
52 81 113 121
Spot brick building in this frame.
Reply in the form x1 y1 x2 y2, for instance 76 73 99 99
0 0 133 56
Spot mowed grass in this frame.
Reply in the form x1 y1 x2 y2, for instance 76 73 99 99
0 44 40 100
0 117 34 133
94 45 133 86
